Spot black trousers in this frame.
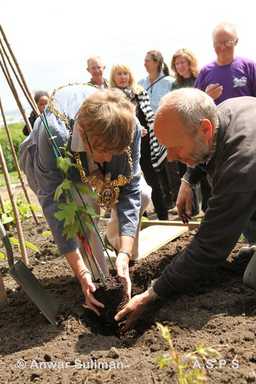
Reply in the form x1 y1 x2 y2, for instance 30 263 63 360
140 137 169 220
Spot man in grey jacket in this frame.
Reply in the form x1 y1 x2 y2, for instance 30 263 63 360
115 88 256 328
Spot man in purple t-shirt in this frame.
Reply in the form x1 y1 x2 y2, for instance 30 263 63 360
192 22 256 256
195 22 256 104
194 22 256 211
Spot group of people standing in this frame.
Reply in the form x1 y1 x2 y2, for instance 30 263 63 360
84 49 198 220
77 21 256 220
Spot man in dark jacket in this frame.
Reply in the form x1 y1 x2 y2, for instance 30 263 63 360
115 88 256 328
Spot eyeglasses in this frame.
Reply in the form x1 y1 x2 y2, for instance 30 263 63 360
214 39 238 48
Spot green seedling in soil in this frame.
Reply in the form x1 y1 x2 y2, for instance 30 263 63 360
54 148 98 240
0 197 41 225
156 323 222 384
0 236 39 261
41 230 52 238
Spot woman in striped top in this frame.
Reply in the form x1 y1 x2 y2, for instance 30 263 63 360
110 64 170 219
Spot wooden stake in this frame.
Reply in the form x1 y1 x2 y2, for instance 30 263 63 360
0 39 36 113
0 145 29 265
0 193 5 213
0 97 39 225
141 219 200 231
0 51 33 133
0 26 39 114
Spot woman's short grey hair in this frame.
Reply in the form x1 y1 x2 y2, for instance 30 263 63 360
77 88 135 152
160 88 218 133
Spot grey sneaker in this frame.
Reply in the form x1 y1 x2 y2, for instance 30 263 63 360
237 245 256 259
221 245 256 273
243 247 256 290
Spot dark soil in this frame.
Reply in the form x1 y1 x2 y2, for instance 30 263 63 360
0 217 256 384
83 274 129 336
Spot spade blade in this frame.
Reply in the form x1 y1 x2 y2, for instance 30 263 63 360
10 260 59 326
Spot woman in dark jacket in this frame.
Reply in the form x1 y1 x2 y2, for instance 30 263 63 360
23 90 49 136
171 48 199 90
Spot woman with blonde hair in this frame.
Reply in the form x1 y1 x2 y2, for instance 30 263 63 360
171 48 199 89
110 64 170 220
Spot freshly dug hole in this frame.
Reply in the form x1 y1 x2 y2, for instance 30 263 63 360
82 272 128 335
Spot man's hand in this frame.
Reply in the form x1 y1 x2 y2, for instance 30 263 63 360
80 271 104 316
205 83 223 100
116 252 131 299
141 127 148 137
115 288 158 331
176 180 193 223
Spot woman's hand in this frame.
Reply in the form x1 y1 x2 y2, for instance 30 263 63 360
116 252 132 299
65 249 104 316
79 271 104 316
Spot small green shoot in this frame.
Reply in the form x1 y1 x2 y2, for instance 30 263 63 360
156 323 222 384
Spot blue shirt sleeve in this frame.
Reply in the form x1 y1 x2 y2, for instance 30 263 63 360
116 123 142 237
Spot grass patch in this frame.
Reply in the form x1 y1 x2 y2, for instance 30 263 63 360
0 122 25 172
0 171 20 187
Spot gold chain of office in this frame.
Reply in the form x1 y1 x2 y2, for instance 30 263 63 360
48 83 133 208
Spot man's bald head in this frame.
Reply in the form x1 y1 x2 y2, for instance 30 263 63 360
154 88 218 166
155 88 217 135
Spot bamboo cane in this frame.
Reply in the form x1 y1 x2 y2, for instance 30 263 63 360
0 145 29 265
0 53 33 133
0 97 39 224
0 269 7 304
0 39 37 114
0 26 39 114
0 193 5 213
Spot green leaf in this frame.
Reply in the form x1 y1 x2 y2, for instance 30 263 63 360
76 184 90 194
1 213 14 224
85 205 97 217
156 355 171 369
0 251 6 260
157 322 171 342
54 185 63 201
54 201 78 226
42 230 52 238
9 237 19 246
62 178 72 190
54 178 72 201
24 241 39 252
57 157 73 174
63 220 80 239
